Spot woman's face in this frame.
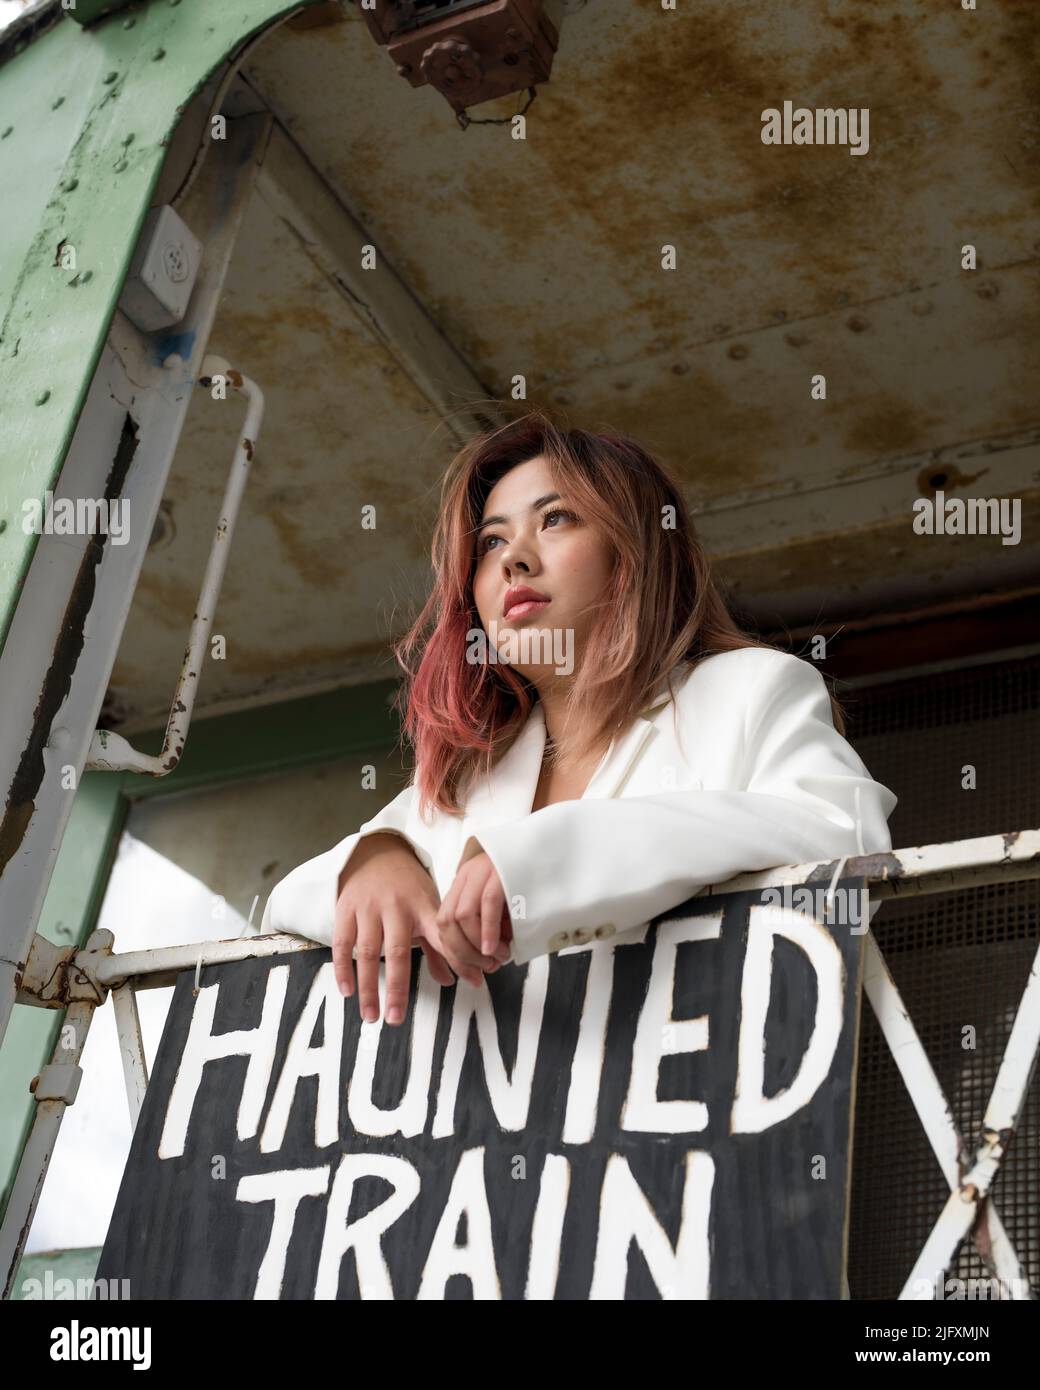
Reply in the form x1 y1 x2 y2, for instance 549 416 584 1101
471 454 615 683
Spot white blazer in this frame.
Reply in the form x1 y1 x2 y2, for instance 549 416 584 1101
259 647 897 966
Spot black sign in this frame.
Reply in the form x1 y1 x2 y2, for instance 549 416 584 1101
97 877 868 1299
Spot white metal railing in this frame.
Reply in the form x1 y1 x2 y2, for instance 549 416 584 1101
84 357 265 777
3 827 1039 1301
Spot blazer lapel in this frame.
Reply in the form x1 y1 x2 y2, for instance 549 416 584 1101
461 683 663 840
460 701 548 835
581 715 655 800
582 667 684 800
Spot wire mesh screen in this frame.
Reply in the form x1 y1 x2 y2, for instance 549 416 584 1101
843 652 1040 1300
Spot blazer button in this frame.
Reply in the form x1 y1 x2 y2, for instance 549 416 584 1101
593 923 616 939
571 927 591 944
547 931 570 953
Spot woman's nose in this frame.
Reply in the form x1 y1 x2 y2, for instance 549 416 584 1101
500 537 539 576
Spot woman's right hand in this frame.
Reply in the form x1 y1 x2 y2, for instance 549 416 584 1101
333 832 503 1027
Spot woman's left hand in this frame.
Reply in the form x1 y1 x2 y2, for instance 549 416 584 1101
435 852 513 985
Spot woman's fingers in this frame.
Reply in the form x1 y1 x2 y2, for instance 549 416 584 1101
435 878 477 982
416 906 455 985
435 862 505 983
434 876 461 935
342 897 462 1027
382 906 416 1026
438 923 496 982
492 901 512 961
480 878 504 957
340 892 502 1024
454 880 483 954
332 905 357 998
437 863 483 937
418 935 456 987
354 907 383 1024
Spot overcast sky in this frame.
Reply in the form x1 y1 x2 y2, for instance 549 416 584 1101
0 0 38 34
25 832 255 1259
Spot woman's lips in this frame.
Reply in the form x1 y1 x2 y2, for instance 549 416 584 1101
504 597 550 621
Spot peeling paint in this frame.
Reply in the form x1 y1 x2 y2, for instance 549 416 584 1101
1002 830 1022 858
0 415 139 877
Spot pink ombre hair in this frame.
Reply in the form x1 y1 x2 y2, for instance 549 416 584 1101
395 407 843 815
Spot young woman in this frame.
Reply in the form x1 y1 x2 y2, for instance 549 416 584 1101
260 410 897 1028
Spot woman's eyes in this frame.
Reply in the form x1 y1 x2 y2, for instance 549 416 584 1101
479 508 577 555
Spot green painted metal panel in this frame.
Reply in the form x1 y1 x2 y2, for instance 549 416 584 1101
0 770 128 1227
0 0 320 658
10 1245 103 1298
122 678 405 800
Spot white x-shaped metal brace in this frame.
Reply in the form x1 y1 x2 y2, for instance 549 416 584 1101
862 928 1040 1300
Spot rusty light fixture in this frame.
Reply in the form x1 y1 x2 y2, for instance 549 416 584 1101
358 0 565 124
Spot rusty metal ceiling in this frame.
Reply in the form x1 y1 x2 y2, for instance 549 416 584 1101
107 0 1040 733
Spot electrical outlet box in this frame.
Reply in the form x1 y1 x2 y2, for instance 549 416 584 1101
118 205 202 333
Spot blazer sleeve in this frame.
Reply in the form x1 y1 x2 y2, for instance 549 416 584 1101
469 653 898 966
258 780 433 948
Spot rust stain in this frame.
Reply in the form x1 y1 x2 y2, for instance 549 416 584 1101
972 1200 995 1266
842 396 942 458
455 0 961 297
1001 2 1040 111
270 0 1037 388
93 0 1040 725
853 850 904 881
217 300 341 348
806 850 903 885
914 461 990 494
134 570 205 628
717 510 974 597
285 1 348 32
267 507 346 589
209 634 395 679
